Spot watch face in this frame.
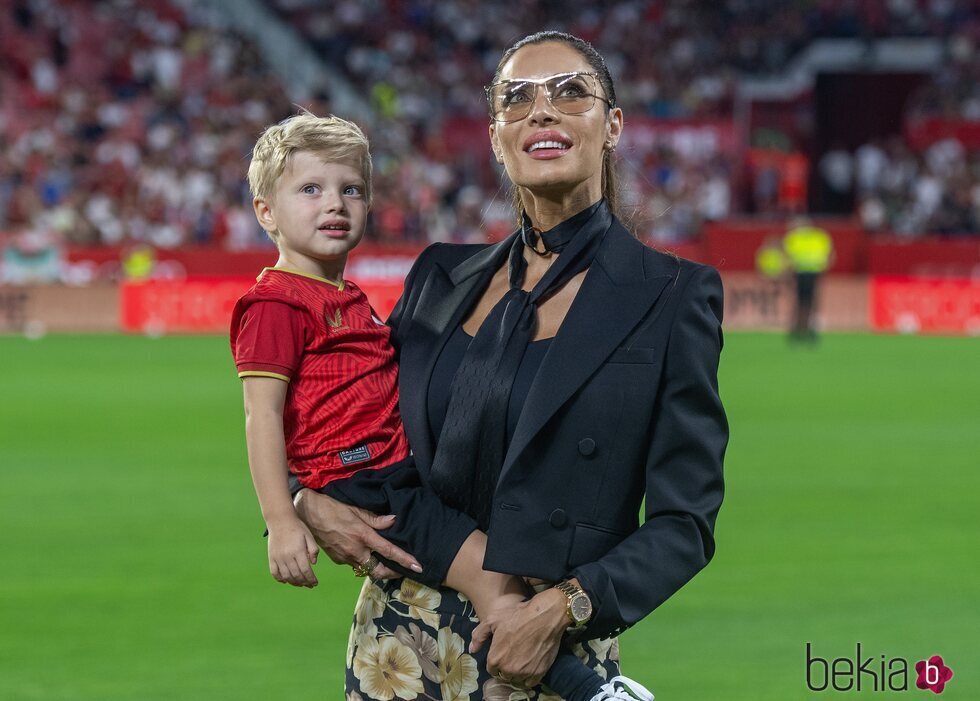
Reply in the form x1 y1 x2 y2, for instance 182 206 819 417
570 594 592 622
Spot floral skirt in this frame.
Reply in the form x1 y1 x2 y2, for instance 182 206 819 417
345 577 620 701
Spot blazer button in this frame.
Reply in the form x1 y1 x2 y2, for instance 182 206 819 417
578 438 596 457
549 508 568 529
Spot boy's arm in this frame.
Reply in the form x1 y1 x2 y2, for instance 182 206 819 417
242 376 319 588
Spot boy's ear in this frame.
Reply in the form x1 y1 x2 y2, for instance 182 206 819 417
253 197 277 233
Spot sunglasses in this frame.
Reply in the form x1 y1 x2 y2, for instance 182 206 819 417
486 72 613 123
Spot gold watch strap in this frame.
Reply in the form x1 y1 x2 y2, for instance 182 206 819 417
554 580 587 626
555 580 581 598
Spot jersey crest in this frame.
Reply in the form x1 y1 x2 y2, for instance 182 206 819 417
325 308 348 331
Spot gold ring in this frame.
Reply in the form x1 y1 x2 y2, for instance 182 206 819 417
352 555 379 578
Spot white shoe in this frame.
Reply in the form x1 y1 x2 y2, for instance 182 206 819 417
589 674 654 701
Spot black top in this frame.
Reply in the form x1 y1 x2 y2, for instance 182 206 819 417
427 324 553 455
424 202 611 530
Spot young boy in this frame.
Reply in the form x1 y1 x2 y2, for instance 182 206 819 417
230 113 652 701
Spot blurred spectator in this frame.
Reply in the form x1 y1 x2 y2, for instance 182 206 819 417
818 144 854 213
855 139 888 193
858 193 888 232
1 229 63 284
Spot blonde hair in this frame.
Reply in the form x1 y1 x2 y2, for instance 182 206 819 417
247 112 373 204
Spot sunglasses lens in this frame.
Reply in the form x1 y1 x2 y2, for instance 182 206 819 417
489 81 534 122
546 74 597 115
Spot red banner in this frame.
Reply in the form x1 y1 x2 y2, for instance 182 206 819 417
120 277 253 334
905 118 980 151
119 277 405 334
867 238 980 276
870 276 980 335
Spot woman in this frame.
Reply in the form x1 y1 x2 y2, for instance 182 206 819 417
295 31 727 700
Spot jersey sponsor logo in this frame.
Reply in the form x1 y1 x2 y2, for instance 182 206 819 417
325 308 348 331
339 444 372 465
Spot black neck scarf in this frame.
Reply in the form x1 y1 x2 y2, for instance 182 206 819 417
428 199 612 529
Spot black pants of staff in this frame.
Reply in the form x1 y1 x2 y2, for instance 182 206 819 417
792 271 821 340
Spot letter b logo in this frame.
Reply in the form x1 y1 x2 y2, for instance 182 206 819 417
916 655 953 694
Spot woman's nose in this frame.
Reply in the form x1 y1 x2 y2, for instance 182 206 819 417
526 87 559 124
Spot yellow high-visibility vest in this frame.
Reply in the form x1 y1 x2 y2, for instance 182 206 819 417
783 226 833 273
756 244 787 278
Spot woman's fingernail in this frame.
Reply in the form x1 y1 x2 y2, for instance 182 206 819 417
411 563 422 572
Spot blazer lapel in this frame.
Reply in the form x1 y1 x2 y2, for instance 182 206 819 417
500 224 676 478
398 235 515 470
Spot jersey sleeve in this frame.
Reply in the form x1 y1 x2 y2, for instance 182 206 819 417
232 300 307 382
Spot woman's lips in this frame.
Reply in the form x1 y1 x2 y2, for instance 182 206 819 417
524 133 573 160
526 146 569 160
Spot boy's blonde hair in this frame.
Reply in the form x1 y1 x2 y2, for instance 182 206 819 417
247 113 372 204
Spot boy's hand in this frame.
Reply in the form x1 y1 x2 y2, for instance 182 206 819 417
267 517 320 588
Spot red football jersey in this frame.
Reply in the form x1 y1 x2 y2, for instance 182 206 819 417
230 267 410 489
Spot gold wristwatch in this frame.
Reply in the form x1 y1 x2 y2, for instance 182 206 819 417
554 579 593 628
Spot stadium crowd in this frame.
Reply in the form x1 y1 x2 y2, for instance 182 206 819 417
820 136 980 237
0 0 290 252
275 0 977 122
1 0 978 259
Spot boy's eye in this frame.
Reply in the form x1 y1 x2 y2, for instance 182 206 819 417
344 184 365 197
301 184 320 195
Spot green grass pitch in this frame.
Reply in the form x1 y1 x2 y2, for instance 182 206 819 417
1 333 977 700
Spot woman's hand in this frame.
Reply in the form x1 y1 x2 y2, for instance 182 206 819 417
293 488 422 579
472 588 569 688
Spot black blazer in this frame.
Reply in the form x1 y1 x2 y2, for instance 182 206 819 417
388 217 728 640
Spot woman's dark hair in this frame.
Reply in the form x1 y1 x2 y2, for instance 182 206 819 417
492 31 628 229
